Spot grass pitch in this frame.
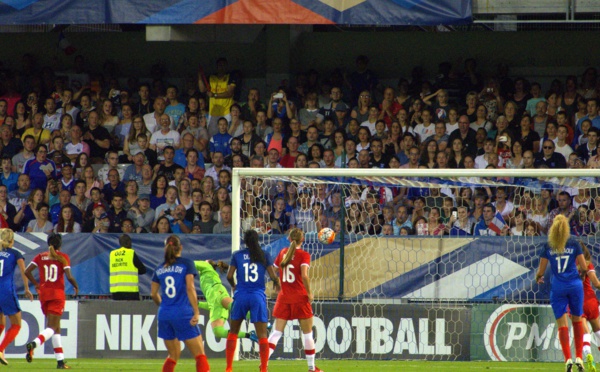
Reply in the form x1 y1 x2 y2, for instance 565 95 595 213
2 358 567 371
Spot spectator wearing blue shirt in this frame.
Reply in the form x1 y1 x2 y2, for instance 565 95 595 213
164 86 186 129
23 144 57 191
0 156 19 192
123 152 145 183
174 132 205 169
169 204 191 234
102 168 126 204
49 189 83 225
209 117 232 159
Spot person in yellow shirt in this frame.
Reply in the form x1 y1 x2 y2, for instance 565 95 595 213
198 58 237 137
21 113 51 146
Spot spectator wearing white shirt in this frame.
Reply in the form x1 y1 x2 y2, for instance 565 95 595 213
142 97 173 133
150 113 181 161
412 108 435 143
64 125 90 161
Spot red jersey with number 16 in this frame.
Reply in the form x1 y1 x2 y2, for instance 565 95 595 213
274 247 310 304
31 251 70 301
583 262 597 300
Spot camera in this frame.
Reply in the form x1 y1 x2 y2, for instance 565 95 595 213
164 210 171 215
487 88 493 93
452 211 458 219
111 90 120 98
273 93 284 99
499 136 507 142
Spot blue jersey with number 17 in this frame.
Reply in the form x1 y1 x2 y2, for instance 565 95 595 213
230 248 273 293
0 248 23 293
541 237 583 284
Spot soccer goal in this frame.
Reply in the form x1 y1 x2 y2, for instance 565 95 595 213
231 167 600 362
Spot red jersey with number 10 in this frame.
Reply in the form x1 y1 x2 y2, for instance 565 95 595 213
274 247 310 304
31 251 70 301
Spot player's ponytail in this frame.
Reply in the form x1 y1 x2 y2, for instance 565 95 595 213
281 228 303 268
548 214 570 255
244 229 266 266
0 228 13 250
47 233 68 265
581 241 592 263
164 235 182 267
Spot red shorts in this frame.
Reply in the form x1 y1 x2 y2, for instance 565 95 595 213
583 298 600 320
41 299 65 316
273 301 313 320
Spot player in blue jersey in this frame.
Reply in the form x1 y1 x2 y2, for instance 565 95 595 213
225 230 280 372
151 235 210 372
536 215 587 372
0 228 33 365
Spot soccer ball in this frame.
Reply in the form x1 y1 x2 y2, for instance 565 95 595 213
318 227 336 244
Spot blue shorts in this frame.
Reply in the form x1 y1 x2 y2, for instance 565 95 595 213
158 319 201 341
0 290 21 316
551 280 584 319
231 291 268 323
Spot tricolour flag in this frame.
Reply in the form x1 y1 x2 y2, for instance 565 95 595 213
487 212 507 235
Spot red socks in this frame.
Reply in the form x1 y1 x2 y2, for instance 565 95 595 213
195 354 209 372
0 324 4 336
259 338 269 372
573 321 584 359
0 325 21 352
162 357 176 372
558 326 572 361
225 333 238 372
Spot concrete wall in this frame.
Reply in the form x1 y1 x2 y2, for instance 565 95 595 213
1 28 599 93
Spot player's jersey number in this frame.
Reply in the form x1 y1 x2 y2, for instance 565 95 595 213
556 256 569 274
44 264 59 282
164 276 176 298
282 264 296 283
243 263 258 283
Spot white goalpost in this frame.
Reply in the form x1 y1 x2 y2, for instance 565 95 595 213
231 167 600 362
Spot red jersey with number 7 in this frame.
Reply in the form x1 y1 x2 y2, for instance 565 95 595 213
274 247 310 304
31 251 70 301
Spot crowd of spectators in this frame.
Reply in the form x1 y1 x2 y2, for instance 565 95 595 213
0 54 599 238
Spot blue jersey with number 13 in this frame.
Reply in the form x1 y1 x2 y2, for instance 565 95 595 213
230 248 273 293
541 237 582 284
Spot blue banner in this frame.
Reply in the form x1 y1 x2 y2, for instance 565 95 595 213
0 0 471 25
11 234 574 303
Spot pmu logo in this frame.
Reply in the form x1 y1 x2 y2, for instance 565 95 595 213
484 304 559 361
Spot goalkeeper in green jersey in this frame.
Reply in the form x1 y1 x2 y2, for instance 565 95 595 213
195 259 259 342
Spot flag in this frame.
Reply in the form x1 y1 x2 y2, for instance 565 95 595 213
58 32 76 56
488 211 507 235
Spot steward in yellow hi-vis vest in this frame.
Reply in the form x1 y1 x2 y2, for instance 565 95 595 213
109 234 147 300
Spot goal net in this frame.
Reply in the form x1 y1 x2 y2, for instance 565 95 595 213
231 168 600 362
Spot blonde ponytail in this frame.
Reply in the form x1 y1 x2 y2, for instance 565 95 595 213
281 228 303 268
0 228 14 250
548 215 570 255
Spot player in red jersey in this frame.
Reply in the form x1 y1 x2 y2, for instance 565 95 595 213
267 228 323 372
24 233 78 369
579 243 600 372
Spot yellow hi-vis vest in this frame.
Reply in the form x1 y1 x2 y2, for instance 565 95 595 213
109 247 139 293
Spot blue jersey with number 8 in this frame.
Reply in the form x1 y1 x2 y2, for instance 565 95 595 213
152 257 197 321
541 237 583 284
230 248 273 293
